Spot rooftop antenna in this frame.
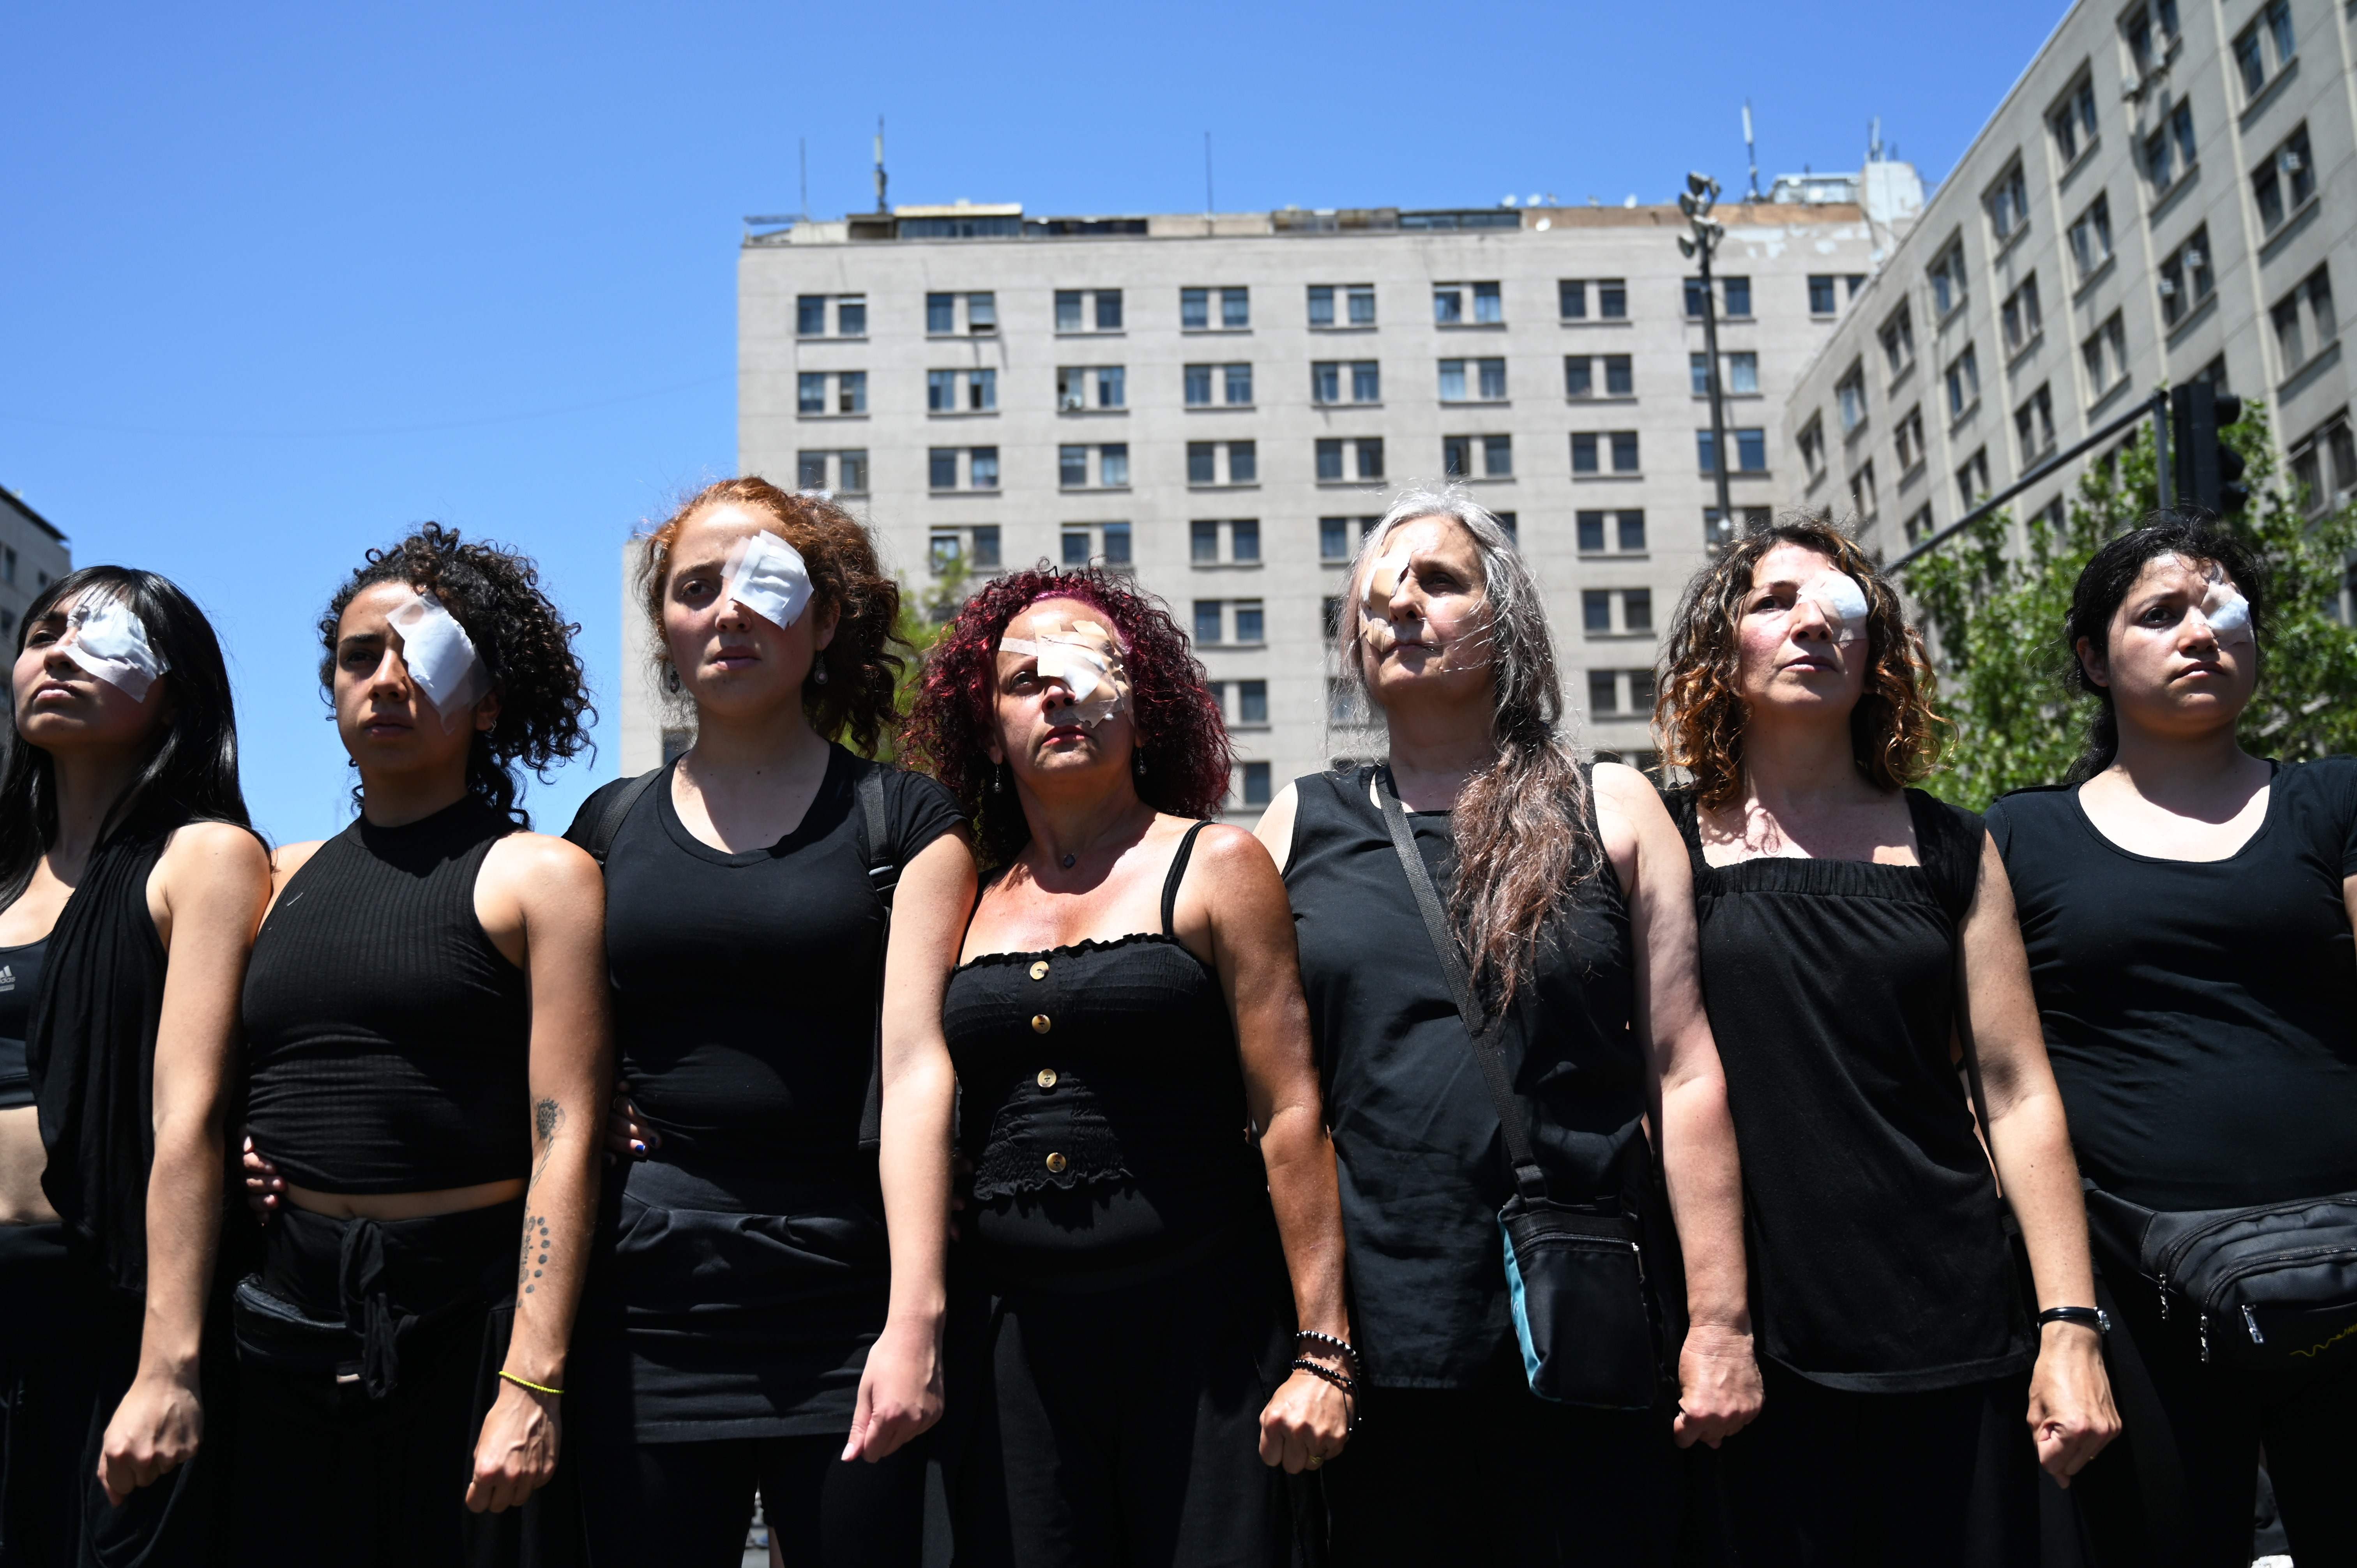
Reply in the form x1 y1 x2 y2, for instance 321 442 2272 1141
799 136 809 222
1203 132 1215 216
1743 101 1762 200
1868 115 1883 164
873 116 888 214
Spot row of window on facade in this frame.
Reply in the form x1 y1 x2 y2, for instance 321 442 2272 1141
789 273 1870 340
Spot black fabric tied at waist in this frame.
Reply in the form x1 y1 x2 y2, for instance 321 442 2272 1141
233 1200 521 1400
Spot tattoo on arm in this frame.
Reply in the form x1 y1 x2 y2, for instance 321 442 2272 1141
518 1098 563 1300
518 1209 551 1297
530 1096 564 1186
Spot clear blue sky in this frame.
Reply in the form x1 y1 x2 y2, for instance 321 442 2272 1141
4 0 2067 845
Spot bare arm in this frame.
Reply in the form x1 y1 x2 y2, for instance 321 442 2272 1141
98 823 270 1505
467 835 611 1513
845 829 975 1463
1592 763 1760 1449
1186 825 1352 1472
1958 832 2118 1483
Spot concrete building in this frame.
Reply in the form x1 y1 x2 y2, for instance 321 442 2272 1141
1787 0 2357 562
0 488 72 646
631 179 1918 802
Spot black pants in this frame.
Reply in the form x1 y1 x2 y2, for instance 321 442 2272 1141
1321 1374 1679 1568
1694 1360 2038 1568
2070 1268 2357 1568
577 1433 923 1567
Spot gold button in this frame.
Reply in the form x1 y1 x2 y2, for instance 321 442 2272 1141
1036 1067 1058 1089
1045 1152 1068 1174
1029 960 1050 981
1031 1014 1052 1034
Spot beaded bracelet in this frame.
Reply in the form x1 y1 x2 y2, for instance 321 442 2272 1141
1294 1330 1360 1369
1290 1357 1356 1395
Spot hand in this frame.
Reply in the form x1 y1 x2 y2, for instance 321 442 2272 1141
2026 1321 2119 1486
604 1091 659 1162
843 1317 944 1462
1673 1321 1763 1449
240 1134 284 1224
466 1379 559 1513
1257 1367 1351 1474
97 1368 202 1506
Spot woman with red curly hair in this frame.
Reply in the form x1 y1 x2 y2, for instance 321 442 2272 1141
1655 514 2115 1563
902 567 1350 1566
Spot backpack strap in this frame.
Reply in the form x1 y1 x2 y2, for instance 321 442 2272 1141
855 766 894 1151
567 768 664 865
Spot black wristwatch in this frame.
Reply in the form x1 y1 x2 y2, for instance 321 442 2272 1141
2036 1305 2110 1334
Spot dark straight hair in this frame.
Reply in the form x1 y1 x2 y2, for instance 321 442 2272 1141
0 566 253 906
2062 512 2269 782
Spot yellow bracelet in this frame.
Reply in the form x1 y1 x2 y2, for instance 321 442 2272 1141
498 1370 564 1398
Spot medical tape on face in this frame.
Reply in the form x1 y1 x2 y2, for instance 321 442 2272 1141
60 591 169 702
1798 570 1870 646
998 618 1131 729
2198 576 2254 640
721 530 813 630
386 588 492 719
1358 550 1413 647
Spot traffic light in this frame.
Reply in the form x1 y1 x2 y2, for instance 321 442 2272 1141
2172 381 2250 514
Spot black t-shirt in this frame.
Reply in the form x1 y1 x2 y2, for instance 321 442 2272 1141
571 747 965 1176
1285 766 1645 1390
1985 757 2357 1211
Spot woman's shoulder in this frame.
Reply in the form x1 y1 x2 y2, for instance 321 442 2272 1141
1978 782 2075 847
843 750 968 855
2278 752 2357 803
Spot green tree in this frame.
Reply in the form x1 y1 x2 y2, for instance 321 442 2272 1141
1906 400 2357 809
859 554 969 763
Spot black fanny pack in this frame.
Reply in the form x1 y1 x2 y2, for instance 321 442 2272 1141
2083 1183 2357 1369
1377 771 1659 1410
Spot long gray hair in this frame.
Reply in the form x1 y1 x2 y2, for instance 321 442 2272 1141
1331 483 1596 1010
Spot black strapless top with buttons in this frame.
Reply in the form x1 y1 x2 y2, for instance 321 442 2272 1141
944 823 1269 1289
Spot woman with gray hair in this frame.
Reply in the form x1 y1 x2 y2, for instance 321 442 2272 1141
1254 485 1758 1564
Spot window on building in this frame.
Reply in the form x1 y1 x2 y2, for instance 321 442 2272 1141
1233 600 1265 642
929 524 1002 574
1592 356 1631 396
1231 680 1269 726
1319 515 1379 560
1987 161 2030 243
1474 281 1503 323
1236 762 1273 807
1060 445 1088 488
1895 405 1928 471
1194 601 1223 644
1307 285 1334 327
1847 274 1866 299
795 449 869 494
2145 101 2196 196
1836 362 1868 433
1191 519 1220 563
1053 365 1124 411
1946 345 1982 415
2235 0 2297 100
1957 447 1991 509
1219 287 1249 329
1583 589 1613 634
1574 510 1648 553
1342 285 1375 325
1904 504 1935 545
1055 289 1123 332
797 294 865 336
1623 588 1653 633
925 292 996 334
1929 242 1968 318
1223 364 1253 405
1809 274 1839 315
2068 194 2115 283
1723 276 1751 317
2254 124 2316 235
1798 416 1826 477
1565 358 1594 397
2272 265 2336 373
930 368 997 412
2051 74 2099 164
2288 412 2357 510
1313 362 1373 404
1596 279 1627 319
1188 364 1216 406
2159 227 2215 327
1880 305 1916 377
1188 441 1257 485
1703 505 1774 551
2082 312 2130 396
1611 431 1640 472
928 446 999 490
1060 444 1127 488
1346 361 1377 402
1726 352 1758 396
1849 459 1880 517
1478 358 1507 399
1231 518 1260 561
1560 280 1589 319
1434 285 1461 324
2124 0 2180 78
1695 428 1768 473
2002 275 2044 355
1441 434 1514 479
2016 383 2058 461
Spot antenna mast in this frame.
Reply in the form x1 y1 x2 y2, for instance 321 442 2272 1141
1743 101 1762 201
1204 132 1215 215
873 117 888 214
799 137 808 221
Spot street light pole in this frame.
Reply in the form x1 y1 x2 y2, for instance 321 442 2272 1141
1680 173 1735 544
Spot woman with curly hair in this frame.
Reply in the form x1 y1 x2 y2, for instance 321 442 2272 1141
1255 485 1755 1566
1655 514 2114 1563
557 479 972 1566
1982 519 2357 1564
232 524 610 1562
901 566 1349 1566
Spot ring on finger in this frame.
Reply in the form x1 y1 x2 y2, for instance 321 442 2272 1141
1306 1455 1322 1470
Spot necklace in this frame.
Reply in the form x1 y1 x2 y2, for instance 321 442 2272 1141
1060 853 1077 869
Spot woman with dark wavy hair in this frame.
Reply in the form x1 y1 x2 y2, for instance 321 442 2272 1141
2 566 268 1563
1982 518 2357 1564
232 524 609 1563
901 566 1350 1566
1255 484 1756 1566
1656 513 2114 1564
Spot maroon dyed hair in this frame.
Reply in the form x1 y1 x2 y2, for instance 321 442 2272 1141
901 567 1234 867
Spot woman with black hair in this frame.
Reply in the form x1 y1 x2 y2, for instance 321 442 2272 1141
231 524 608 1563
2 565 269 1563
1982 518 2357 1564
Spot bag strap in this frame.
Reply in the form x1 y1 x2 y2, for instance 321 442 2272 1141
576 768 663 865
1374 768 1548 1204
855 766 894 1151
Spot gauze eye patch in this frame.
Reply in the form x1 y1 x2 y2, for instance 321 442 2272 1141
1797 571 1870 646
1359 551 1417 647
721 531 813 631
60 592 169 701
386 588 492 719
999 618 1132 729
2198 576 2254 640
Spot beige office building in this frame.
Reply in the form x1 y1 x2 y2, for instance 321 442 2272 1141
621 180 1920 803
1787 0 2357 567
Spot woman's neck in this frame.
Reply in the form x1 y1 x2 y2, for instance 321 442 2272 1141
684 702 830 781
1381 701 1497 811
1735 712 1876 814
46 747 144 872
2103 710 2266 813
1019 778 1156 870
359 765 472 828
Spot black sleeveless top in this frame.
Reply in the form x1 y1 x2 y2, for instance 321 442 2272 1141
243 796 531 1194
944 822 1266 1289
0 938 47 1111
1286 765 1643 1390
1668 787 2030 1392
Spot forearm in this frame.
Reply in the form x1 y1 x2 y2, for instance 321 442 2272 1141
137 1113 226 1377
505 1128 599 1387
1658 1070 1751 1333
1258 1106 1351 1339
876 1051 954 1332
1987 1089 2097 1308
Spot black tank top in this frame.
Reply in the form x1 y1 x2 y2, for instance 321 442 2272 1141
243 796 531 1194
944 822 1265 1287
1667 787 2030 1392
0 939 47 1112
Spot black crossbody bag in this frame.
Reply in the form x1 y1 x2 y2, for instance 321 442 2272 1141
1375 770 1659 1410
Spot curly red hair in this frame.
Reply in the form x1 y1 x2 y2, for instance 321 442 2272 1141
900 567 1233 867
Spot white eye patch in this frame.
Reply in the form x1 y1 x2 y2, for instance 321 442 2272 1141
386 588 492 719
1799 571 1870 646
2198 580 2254 639
1359 550 1417 645
999 618 1132 729
60 592 169 701
721 531 813 631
